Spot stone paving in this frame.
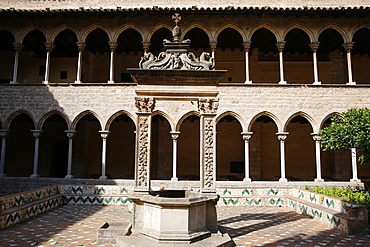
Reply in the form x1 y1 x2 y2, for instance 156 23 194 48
0 205 370 247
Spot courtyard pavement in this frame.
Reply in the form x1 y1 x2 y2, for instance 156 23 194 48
0 204 370 247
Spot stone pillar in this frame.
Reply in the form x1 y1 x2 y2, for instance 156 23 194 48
142 41 151 53
99 131 110 180
170 131 180 181
242 132 253 182
75 42 86 84
277 132 288 182
276 41 287 84
108 42 117 84
350 148 361 183
311 133 324 182
42 42 55 84
0 130 9 177
198 98 218 193
310 42 321 85
343 42 356 85
243 41 252 84
65 130 76 179
209 41 217 60
134 97 155 192
10 42 23 84
30 130 43 178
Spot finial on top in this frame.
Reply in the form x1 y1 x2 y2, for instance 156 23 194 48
172 13 181 27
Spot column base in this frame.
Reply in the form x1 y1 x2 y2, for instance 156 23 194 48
350 178 361 183
243 178 252 182
65 174 74 179
279 178 288 182
171 177 178 182
99 175 108 180
107 80 115 84
74 80 82 84
244 80 253 84
346 81 356 85
42 80 49 84
30 174 39 178
314 178 324 182
0 173 6 178
279 81 287 84
10 81 19 84
313 81 321 85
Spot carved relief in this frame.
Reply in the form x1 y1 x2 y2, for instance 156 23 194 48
198 98 219 115
137 116 149 187
135 97 155 113
203 118 214 188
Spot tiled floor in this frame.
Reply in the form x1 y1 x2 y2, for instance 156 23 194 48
0 205 369 247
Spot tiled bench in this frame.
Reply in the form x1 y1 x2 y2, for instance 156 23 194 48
0 186 64 230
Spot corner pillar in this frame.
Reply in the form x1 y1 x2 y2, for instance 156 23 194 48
30 130 43 178
242 132 253 182
277 132 288 182
0 130 9 177
65 130 76 179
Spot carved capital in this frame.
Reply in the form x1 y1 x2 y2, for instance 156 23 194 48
0 129 9 138
76 42 86 52
31 130 43 138
45 42 55 52
170 131 180 140
13 42 23 52
135 97 155 113
343 42 354 52
309 42 320 52
242 132 253 141
311 133 321 142
198 98 219 115
142 41 151 53
108 42 118 52
276 132 288 141
65 130 76 139
276 41 286 52
243 41 252 51
99 130 110 139
209 41 218 51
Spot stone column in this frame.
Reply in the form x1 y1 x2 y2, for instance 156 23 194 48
198 98 218 193
242 132 253 182
310 42 321 85
30 130 43 178
75 42 86 83
277 132 288 182
142 41 151 53
170 131 180 181
65 130 76 179
10 42 23 84
134 97 155 192
99 131 110 180
350 148 361 183
243 41 252 84
42 42 55 84
343 42 356 85
0 130 9 177
311 133 324 182
276 41 287 84
209 41 217 60
108 42 117 84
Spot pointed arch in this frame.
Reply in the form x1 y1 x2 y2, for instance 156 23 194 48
283 24 314 42
319 112 344 131
81 24 112 42
0 27 16 40
248 24 280 42
4 109 36 129
71 110 103 130
152 110 175 131
318 24 349 43
215 24 246 41
181 23 212 42
248 111 282 132
283 111 316 132
216 111 246 132
147 23 172 42
113 24 144 43
18 25 48 43
105 110 136 130
175 111 200 131
37 110 71 130
51 25 79 43
350 25 370 41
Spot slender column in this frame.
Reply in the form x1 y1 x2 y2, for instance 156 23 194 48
311 133 324 182
277 132 288 182
134 97 155 193
99 131 110 180
276 41 287 84
310 42 321 85
198 98 218 193
170 131 180 181
0 130 9 177
65 130 76 179
209 41 217 60
343 42 356 85
350 148 361 183
108 42 117 84
243 41 252 84
10 42 23 84
242 132 253 182
30 130 43 178
142 41 151 53
75 42 86 84
42 42 55 84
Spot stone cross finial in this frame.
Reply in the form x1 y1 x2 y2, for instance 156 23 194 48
172 13 181 26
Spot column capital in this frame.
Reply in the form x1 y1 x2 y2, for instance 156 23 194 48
13 42 23 51
310 133 321 141
142 41 151 53
343 42 354 52
135 97 155 113
170 131 180 140
243 41 252 51
44 42 55 52
198 98 219 115
276 132 288 141
276 41 286 52
0 129 9 138
209 41 217 51
99 130 110 139
241 132 253 141
309 42 320 52
31 130 43 138
108 41 118 52
65 130 76 139
76 42 86 51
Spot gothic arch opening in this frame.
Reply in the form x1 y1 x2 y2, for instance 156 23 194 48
39 114 68 178
6 114 35 177
149 28 172 56
151 115 172 180
107 114 135 179
352 28 370 84
216 115 243 181
216 28 244 83
73 114 101 178
178 115 200 180
250 28 278 83
183 27 210 58
52 29 78 83
284 28 312 84
318 28 345 84
0 29 15 83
